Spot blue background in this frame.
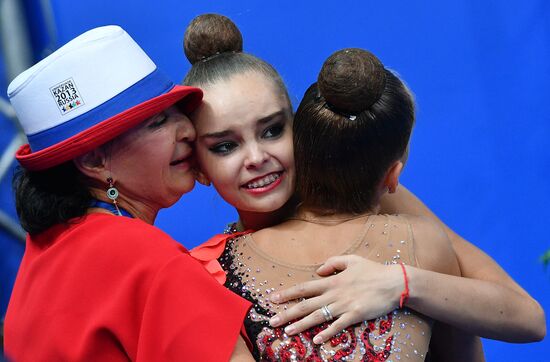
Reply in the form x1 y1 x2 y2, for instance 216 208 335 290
1 0 548 359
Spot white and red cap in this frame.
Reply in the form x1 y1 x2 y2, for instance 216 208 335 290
7 25 202 171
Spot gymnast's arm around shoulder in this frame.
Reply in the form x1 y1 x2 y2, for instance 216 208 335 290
381 185 545 342
407 214 484 362
268 185 545 343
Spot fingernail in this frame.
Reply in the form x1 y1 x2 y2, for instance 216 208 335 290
269 316 280 326
313 335 323 344
271 294 280 303
285 325 295 334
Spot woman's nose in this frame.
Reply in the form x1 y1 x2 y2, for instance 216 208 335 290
244 143 269 169
176 114 196 142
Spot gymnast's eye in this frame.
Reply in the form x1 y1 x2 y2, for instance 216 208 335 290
209 141 238 155
262 122 284 139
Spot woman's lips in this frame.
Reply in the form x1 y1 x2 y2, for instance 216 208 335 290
170 150 193 166
170 154 193 171
170 159 185 166
242 172 283 195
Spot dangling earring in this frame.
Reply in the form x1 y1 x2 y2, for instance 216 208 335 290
106 177 122 216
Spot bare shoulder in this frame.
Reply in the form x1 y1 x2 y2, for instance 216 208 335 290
250 226 276 243
399 214 461 276
250 225 286 250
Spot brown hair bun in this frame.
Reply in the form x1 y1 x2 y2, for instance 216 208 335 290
183 14 243 64
318 48 386 114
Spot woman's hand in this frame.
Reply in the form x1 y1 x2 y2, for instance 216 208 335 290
268 255 404 344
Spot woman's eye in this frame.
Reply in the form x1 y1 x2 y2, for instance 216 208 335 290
263 123 284 139
148 115 168 129
209 142 237 155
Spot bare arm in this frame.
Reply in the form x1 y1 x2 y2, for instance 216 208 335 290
408 214 485 361
380 185 545 341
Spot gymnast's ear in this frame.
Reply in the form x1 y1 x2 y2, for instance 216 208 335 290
383 160 404 194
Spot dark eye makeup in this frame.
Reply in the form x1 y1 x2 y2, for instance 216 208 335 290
262 122 285 139
204 111 289 156
209 141 238 155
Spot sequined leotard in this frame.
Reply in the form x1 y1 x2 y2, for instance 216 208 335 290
219 214 432 361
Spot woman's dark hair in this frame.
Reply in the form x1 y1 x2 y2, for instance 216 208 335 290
182 13 290 105
294 48 415 214
13 161 93 235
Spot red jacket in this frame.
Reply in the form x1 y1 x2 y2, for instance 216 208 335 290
5 213 250 361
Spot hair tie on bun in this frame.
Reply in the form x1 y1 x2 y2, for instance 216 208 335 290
313 84 358 121
323 102 358 121
199 50 238 63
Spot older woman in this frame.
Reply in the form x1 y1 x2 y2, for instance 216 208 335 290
4 26 252 361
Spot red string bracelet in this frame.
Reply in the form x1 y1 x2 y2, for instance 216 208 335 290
398 262 409 308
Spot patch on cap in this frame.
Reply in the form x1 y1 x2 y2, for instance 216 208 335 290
50 78 85 115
